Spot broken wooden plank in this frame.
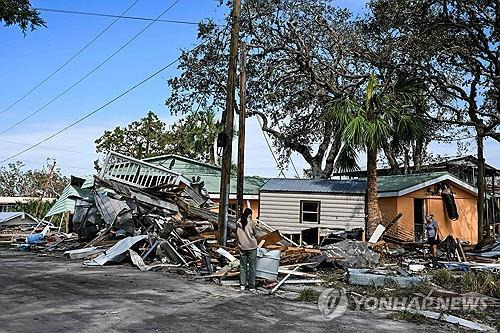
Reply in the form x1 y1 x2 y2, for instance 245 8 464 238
271 266 299 294
216 247 238 262
256 230 283 247
278 268 316 278
368 224 385 243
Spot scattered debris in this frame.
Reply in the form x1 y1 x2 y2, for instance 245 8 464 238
347 268 426 287
1 150 497 331
408 310 493 332
321 240 380 268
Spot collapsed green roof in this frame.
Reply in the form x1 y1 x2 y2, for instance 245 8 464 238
143 154 268 195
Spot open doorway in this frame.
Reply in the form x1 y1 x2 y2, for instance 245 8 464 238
414 198 425 241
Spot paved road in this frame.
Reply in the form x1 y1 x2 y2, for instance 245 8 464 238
0 250 457 333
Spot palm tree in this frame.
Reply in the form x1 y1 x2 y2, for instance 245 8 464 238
329 74 425 237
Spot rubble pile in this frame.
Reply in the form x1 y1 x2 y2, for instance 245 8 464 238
0 150 498 330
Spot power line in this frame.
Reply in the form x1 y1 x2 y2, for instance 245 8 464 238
37 7 203 26
0 0 180 136
0 1 139 116
2 139 97 155
256 117 286 178
289 155 301 178
0 158 95 171
0 56 181 164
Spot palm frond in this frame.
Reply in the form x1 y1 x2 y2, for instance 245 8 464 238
333 143 360 173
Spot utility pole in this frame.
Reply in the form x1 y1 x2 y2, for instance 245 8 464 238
477 131 486 242
35 159 56 218
218 0 241 246
236 42 247 218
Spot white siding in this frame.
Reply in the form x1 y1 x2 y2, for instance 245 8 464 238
259 192 365 234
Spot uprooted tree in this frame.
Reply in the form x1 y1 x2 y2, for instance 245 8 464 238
167 0 433 178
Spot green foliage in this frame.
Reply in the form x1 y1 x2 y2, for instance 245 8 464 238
330 75 425 167
431 269 500 298
8 199 55 218
95 111 172 160
166 1 373 178
387 310 426 323
297 288 320 302
167 1 440 177
95 110 221 165
366 0 499 143
0 161 68 197
169 110 221 164
0 0 45 35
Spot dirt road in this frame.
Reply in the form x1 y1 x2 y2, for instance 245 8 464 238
0 250 459 332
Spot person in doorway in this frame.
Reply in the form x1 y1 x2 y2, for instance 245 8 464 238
237 208 257 292
425 214 440 257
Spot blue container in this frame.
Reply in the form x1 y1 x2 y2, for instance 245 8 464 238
26 233 44 244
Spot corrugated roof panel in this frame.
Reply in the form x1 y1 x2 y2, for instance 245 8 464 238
45 185 93 217
0 212 23 222
260 179 366 194
377 172 448 192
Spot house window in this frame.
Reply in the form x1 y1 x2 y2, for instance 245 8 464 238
300 200 320 223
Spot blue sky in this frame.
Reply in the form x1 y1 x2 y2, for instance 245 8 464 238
0 0 498 177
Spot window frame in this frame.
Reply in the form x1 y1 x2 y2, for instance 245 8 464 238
300 200 321 224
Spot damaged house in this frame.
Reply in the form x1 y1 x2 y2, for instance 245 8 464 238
377 172 479 244
259 172 480 244
143 154 267 218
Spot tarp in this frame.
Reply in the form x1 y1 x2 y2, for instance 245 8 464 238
45 185 92 217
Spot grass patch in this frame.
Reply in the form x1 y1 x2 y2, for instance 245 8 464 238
361 281 430 299
387 310 427 323
431 269 500 298
297 288 320 302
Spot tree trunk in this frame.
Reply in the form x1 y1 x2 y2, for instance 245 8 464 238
366 146 383 237
403 147 410 174
476 130 486 242
382 142 399 174
413 139 424 172
209 142 216 165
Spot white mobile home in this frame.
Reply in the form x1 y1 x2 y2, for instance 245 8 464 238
258 179 366 235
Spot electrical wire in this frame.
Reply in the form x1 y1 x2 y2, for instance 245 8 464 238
0 0 180 136
256 116 286 178
2 139 97 155
0 1 139 116
36 7 202 26
289 155 301 178
0 158 95 171
0 56 182 164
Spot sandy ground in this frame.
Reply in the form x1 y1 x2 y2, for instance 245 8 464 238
0 249 465 333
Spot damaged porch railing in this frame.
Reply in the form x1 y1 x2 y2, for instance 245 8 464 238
100 151 182 189
100 151 208 206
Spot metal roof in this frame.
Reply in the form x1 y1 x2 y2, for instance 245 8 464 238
377 171 478 197
0 212 24 222
142 155 268 195
260 178 366 194
377 172 449 192
45 185 93 217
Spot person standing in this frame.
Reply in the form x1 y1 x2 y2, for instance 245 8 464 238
237 208 257 291
426 214 440 257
